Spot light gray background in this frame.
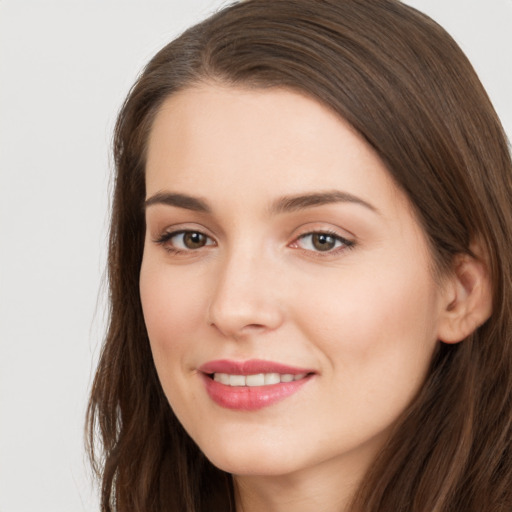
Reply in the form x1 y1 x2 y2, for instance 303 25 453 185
0 1 511 511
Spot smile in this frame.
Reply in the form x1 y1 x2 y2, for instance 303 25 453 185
198 359 314 410
212 372 307 386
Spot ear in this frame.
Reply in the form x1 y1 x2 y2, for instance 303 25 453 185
437 244 493 344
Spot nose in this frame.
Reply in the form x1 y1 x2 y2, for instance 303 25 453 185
207 249 285 339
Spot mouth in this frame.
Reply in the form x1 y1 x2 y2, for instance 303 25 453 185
209 372 308 387
198 359 315 410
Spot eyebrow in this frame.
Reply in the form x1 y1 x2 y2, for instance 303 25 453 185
269 190 377 215
144 192 211 213
144 190 377 215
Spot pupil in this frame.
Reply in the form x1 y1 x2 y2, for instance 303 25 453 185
184 232 206 249
313 233 335 251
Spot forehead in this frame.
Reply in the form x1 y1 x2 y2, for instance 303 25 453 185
145 84 405 215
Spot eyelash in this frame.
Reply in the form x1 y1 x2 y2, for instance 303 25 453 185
153 230 216 255
153 229 355 257
293 230 355 256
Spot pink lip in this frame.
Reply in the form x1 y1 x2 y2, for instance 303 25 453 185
199 359 311 375
198 359 314 411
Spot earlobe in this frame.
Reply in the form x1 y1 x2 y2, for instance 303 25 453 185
437 248 493 344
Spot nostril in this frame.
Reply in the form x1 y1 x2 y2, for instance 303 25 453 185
245 323 266 330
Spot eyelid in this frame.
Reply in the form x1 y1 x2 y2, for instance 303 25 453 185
150 221 214 242
152 226 217 253
289 227 355 255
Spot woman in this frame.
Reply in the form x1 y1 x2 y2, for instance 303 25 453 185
87 1 512 510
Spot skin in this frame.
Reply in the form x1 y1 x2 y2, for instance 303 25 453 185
140 84 456 512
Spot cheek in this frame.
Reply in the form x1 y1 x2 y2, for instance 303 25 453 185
139 260 206 365
295 260 441 389
292 270 442 449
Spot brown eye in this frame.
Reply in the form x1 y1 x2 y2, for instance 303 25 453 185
311 233 337 251
156 230 215 252
295 231 353 254
182 231 208 249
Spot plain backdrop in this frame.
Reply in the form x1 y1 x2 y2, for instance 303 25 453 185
0 1 511 511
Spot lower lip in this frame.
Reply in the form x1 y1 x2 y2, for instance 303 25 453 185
201 373 312 411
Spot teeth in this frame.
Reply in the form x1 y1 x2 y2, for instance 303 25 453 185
264 373 280 385
213 373 230 385
246 373 265 386
212 372 307 387
229 374 246 387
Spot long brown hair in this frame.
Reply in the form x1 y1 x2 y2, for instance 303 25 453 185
87 1 512 510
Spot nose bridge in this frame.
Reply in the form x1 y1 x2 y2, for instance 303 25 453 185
207 238 283 337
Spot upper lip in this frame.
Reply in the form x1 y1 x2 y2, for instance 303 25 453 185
199 359 313 375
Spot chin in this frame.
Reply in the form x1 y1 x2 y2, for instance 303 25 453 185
199 436 306 477
208 454 301 477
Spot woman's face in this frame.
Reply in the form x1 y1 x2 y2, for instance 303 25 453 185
140 85 450 482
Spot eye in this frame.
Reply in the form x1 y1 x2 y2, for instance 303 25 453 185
155 230 215 251
294 232 353 253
